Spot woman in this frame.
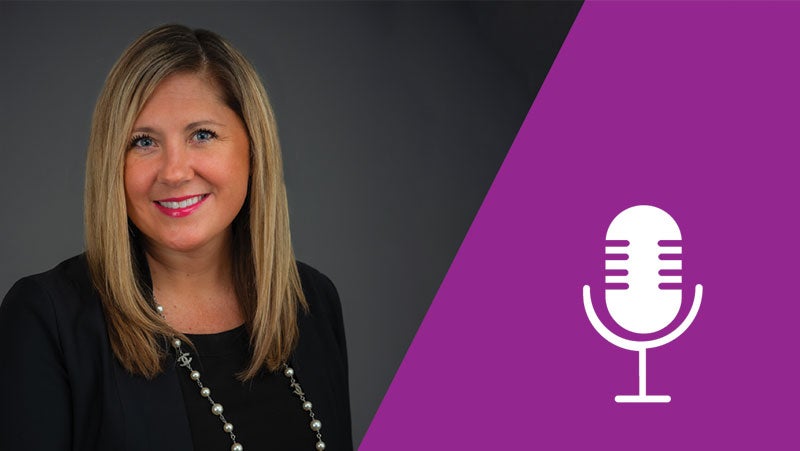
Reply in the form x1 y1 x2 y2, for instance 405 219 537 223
0 24 351 450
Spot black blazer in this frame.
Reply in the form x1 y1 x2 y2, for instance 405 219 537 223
0 254 353 450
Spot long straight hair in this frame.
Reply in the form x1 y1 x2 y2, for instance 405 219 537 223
85 24 306 379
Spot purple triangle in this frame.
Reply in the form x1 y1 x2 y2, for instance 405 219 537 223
361 2 800 449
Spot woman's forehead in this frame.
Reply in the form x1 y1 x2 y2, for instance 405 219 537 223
132 72 233 129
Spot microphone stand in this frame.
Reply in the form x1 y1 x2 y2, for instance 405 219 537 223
582 284 703 403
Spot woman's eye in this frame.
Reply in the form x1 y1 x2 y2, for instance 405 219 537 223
193 129 217 142
130 135 154 149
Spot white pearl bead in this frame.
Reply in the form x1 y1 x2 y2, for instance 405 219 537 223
200 387 211 397
284 367 294 378
231 443 243 451
302 401 313 411
310 419 322 431
211 403 224 415
172 338 182 348
190 370 200 381
156 305 164 313
315 441 326 451
223 422 234 433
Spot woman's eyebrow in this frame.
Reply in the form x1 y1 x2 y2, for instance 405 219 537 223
130 121 227 134
131 126 159 134
185 120 226 131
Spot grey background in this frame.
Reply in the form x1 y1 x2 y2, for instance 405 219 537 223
0 1 580 444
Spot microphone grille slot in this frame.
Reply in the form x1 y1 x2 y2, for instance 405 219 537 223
604 240 629 289
657 239 682 289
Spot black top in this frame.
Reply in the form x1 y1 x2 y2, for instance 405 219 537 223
178 325 314 450
0 254 353 451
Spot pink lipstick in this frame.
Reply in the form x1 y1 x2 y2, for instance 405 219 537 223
153 194 209 218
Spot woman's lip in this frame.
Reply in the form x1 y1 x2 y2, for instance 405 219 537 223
155 194 207 202
153 194 210 218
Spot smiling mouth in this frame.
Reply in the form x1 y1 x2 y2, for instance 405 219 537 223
155 194 209 209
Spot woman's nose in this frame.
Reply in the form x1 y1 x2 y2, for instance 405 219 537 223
158 144 194 186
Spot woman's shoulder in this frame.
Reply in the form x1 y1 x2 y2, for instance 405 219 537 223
294 260 345 342
295 260 341 311
1 253 100 324
23 253 91 284
295 260 332 284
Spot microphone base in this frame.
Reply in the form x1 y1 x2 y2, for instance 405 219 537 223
615 394 671 403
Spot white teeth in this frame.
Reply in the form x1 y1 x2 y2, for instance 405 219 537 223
158 195 204 209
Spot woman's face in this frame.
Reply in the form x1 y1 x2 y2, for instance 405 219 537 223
124 71 250 255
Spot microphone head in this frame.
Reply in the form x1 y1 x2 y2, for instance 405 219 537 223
605 205 682 334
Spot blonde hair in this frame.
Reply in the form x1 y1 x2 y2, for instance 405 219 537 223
85 24 306 379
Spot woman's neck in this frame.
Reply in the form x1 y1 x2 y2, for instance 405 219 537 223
144 238 244 334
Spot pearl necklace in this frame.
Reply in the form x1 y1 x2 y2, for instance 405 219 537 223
156 303 326 451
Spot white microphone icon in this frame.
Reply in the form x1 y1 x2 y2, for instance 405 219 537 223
583 205 702 403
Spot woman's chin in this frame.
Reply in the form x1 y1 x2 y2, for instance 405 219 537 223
147 234 222 255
